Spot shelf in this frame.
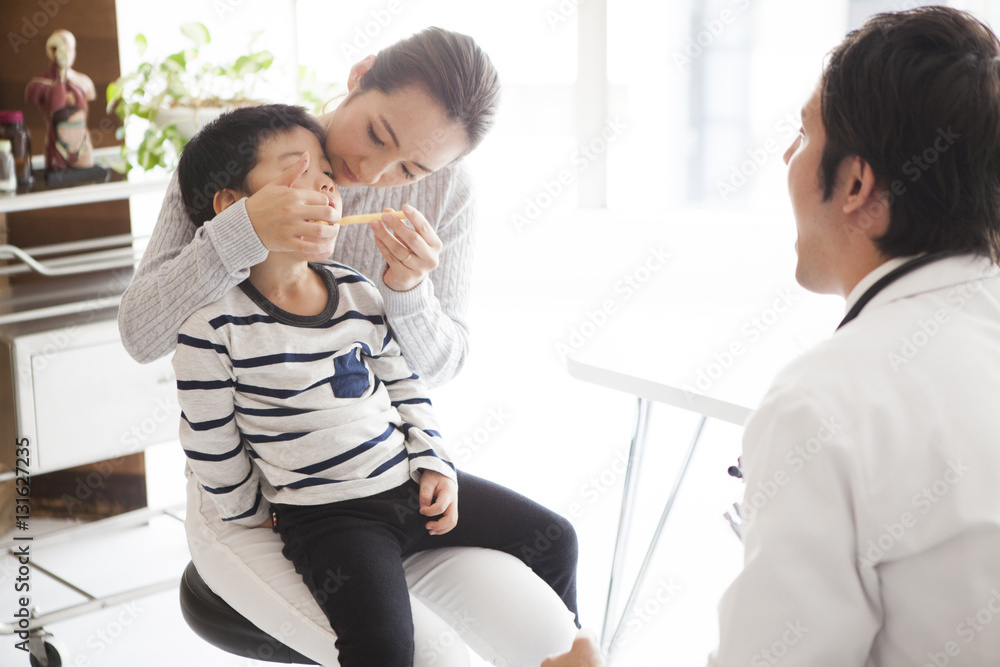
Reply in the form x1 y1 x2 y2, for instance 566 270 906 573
0 148 171 214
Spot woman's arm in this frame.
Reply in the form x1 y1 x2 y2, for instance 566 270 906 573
118 172 268 363
369 165 477 388
119 156 339 363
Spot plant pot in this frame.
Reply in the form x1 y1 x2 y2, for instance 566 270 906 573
152 106 227 140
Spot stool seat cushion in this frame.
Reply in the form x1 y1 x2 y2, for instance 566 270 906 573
179 561 319 664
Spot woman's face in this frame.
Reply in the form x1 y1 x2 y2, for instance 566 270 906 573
323 84 470 188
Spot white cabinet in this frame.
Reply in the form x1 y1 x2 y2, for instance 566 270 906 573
0 158 172 480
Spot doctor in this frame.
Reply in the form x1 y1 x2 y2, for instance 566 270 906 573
546 5 1000 666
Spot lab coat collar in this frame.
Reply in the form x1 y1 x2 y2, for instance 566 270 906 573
843 253 998 318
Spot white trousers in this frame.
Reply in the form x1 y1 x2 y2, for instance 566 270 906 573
184 474 578 666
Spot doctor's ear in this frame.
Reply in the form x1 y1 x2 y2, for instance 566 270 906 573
347 55 377 93
841 156 890 238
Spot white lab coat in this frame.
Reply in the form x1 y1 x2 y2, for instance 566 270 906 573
711 254 1000 667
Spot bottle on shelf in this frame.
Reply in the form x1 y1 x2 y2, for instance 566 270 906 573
0 110 33 188
0 139 16 195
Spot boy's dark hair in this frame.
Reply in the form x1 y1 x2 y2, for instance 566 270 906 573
177 103 327 226
820 5 1000 261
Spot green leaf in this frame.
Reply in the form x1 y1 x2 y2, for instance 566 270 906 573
181 22 210 48
135 34 147 57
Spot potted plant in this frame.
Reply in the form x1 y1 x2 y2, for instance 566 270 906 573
106 22 275 173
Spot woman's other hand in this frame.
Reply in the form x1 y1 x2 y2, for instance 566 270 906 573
372 204 442 292
244 152 341 256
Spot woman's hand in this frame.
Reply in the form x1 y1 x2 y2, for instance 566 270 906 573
419 470 458 535
371 204 442 292
244 152 340 256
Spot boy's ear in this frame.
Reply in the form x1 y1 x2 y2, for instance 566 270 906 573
213 189 240 215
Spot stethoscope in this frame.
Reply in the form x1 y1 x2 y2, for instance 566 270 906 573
726 249 962 482
836 250 962 330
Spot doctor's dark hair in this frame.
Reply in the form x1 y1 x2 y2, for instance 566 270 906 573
350 26 501 157
177 104 327 226
820 6 1000 262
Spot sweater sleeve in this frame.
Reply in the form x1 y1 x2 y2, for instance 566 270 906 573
118 172 269 363
373 165 476 388
367 324 457 485
172 312 270 527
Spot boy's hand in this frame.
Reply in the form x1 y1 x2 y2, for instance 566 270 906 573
245 152 340 255
419 470 458 535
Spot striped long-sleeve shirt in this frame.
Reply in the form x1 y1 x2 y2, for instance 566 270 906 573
171 262 456 527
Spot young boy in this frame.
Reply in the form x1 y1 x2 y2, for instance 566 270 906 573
172 104 578 666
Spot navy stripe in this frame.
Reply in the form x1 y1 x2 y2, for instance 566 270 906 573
400 424 441 438
233 350 338 369
337 274 367 285
275 477 345 491
209 313 275 328
381 329 393 351
178 333 229 355
182 410 236 432
291 424 396 475
243 431 309 444
178 378 234 391
236 405 312 417
202 467 254 495
408 450 457 472
327 262 373 286
184 440 244 462
236 375 336 399
367 449 407 478
393 397 432 407
222 488 264 521
326 311 384 328
384 373 419 385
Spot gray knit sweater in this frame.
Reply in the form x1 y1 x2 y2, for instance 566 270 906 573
118 164 476 388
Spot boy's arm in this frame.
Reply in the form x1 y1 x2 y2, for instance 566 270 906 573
119 172 269 364
367 330 457 485
172 313 270 527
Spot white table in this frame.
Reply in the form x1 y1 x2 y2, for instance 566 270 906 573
560 218 844 658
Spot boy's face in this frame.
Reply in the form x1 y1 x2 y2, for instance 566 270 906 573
247 125 344 240
248 125 343 202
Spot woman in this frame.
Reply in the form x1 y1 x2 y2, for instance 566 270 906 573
119 27 579 666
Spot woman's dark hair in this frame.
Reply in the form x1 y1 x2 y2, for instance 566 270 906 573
177 104 326 226
354 26 501 156
820 5 1000 261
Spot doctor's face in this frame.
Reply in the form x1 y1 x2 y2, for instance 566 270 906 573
783 85 841 294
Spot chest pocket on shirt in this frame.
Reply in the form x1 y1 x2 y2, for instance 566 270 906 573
330 347 370 398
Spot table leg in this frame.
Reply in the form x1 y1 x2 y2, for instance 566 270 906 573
600 396 650 651
605 414 708 661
